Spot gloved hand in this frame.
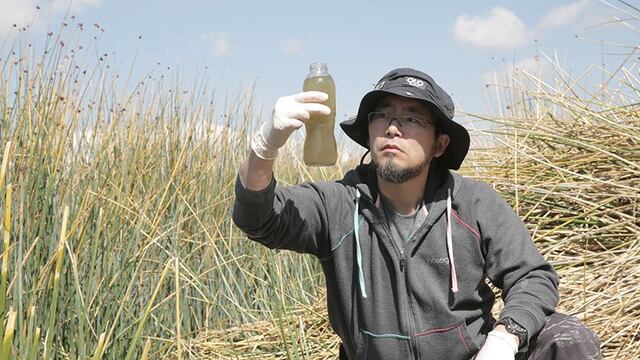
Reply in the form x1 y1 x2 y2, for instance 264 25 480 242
251 91 330 160
474 330 518 360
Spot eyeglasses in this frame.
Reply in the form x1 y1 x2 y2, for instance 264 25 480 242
367 111 436 131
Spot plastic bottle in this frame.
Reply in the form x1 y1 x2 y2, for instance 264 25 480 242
302 63 337 166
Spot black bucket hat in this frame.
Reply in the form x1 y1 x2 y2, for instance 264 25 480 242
340 68 470 170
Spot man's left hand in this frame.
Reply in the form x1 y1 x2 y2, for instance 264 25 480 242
474 328 518 360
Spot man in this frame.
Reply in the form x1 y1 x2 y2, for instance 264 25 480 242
233 68 602 359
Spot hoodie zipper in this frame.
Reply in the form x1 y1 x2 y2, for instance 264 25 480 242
376 206 419 360
402 236 420 359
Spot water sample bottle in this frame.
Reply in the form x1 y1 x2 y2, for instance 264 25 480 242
302 63 337 166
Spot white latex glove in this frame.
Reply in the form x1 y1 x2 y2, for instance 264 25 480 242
474 330 518 360
251 91 330 160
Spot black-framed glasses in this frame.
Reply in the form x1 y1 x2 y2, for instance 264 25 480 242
367 111 436 130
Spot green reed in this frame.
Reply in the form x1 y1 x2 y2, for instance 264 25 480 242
0 24 350 359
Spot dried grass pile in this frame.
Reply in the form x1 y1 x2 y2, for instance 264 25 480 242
466 76 640 359
186 301 338 359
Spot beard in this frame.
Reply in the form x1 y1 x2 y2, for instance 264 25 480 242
372 153 428 184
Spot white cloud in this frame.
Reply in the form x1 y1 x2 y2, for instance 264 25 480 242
0 0 102 35
282 37 304 54
537 0 590 30
202 32 230 56
452 6 532 51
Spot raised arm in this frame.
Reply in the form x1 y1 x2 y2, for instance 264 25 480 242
233 91 334 256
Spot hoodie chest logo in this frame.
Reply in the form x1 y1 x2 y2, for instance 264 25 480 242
426 257 450 265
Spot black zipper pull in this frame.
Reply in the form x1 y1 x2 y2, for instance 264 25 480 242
400 256 407 271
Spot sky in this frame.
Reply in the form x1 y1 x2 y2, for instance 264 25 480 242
1 0 638 129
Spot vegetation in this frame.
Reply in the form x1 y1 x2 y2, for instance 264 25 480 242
0 14 638 360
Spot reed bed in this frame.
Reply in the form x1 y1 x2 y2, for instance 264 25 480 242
0 14 638 360
0 21 356 358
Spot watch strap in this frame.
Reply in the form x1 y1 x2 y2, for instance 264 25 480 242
497 317 527 349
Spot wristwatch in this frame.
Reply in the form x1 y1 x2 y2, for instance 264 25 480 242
496 317 527 349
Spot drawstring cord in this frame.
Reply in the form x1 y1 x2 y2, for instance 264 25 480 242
446 188 459 293
354 189 367 298
354 187 458 298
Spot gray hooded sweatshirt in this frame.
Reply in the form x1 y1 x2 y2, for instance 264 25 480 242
232 163 559 360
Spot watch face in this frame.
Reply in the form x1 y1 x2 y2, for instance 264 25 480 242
499 318 527 337
509 318 526 333
496 317 528 350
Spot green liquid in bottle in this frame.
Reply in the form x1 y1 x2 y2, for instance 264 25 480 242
302 64 337 166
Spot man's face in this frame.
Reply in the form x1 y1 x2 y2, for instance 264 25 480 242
367 94 450 183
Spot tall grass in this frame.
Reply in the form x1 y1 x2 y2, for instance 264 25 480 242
0 23 347 358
